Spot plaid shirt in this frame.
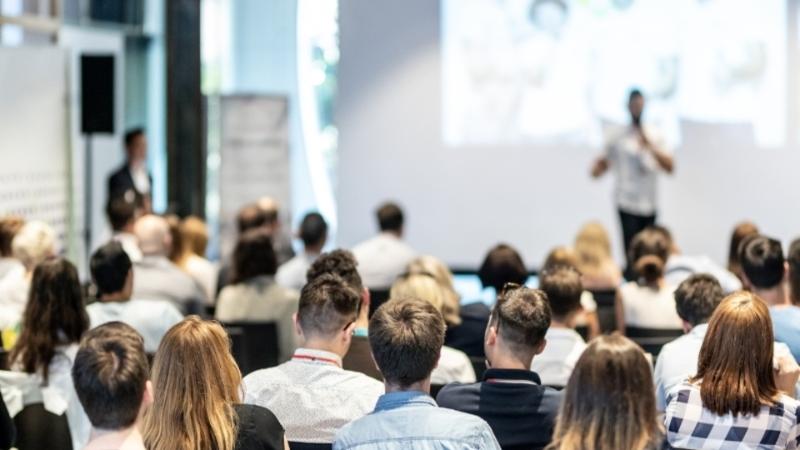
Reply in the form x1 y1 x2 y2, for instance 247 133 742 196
665 381 800 450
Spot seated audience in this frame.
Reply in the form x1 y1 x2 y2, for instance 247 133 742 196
334 298 501 450
0 216 24 282
407 256 462 329
131 214 206 314
533 265 587 387
0 220 56 329
277 211 328 291
215 229 299 362
438 286 562 449
740 235 800 361
176 216 218 304
257 196 296 265
242 274 384 444
305 249 381 380
106 196 143 263
352 201 416 290
573 221 622 291
144 317 286 450
616 227 682 331
665 292 800 450
546 335 664 450
87 242 183 353
391 273 476 384
788 237 800 306
72 322 152 450
542 247 600 338
9 258 90 449
727 220 759 284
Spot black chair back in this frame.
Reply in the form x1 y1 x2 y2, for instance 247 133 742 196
223 322 279 375
13 403 73 450
289 442 333 450
625 327 683 359
469 356 487 381
589 288 618 334
430 384 445 399
368 289 391 317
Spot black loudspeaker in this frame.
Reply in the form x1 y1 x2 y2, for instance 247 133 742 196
80 55 115 134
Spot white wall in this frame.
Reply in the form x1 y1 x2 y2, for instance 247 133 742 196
336 0 800 268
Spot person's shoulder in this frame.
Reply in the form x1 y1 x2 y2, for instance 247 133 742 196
434 406 496 437
341 368 385 392
436 380 481 406
242 365 287 390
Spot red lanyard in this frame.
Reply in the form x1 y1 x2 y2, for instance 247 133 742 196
292 353 341 367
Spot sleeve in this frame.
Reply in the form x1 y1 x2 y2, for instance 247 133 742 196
789 405 800 450
476 421 503 450
0 395 14 450
653 352 667 412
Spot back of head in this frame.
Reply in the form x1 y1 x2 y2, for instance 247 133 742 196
542 246 579 272
674 274 724 327
12 220 56 271
297 274 361 338
629 228 670 284
739 234 784 290
390 273 446 313
124 128 145 150
369 297 445 387
406 256 461 326
231 229 277 284
299 212 328 249
305 249 363 293
693 292 778 416
490 286 551 359
539 265 583 321
574 222 612 274
144 316 240 450
728 221 759 276
106 197 137 232
478 243 528 292
180 216 209 257
72 322 148 431
134 214 170 256
0 216 24 258
236 203 276 233
376 202 404 233
91 241 132 297
788 238 800 304
549 335 658 450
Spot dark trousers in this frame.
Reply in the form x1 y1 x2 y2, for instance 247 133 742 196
619 208 657 280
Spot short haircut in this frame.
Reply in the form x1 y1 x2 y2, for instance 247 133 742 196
124 128 145 148
629 88 643 102
490 286 551 355
297 273 361 337
236 203 278 233
299 212 328 248
740 235 785 289
91 241 132 296
478 244 528 292
72 322 149 430
674 274 724 327
231 229 277 284
369 298 445 387
305 249 364 293
376 202 404 232
0 216 24 257
106 196 136 231
539 265 583 320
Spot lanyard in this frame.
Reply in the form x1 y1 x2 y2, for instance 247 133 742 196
292 353 341 368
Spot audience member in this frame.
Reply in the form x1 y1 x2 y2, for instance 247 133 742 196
305 249 381 380
438 286 562 449
541 246 601 338
106 196 143 263
573 221 622 290
276 211 328 290
616 227 682 331
242 274 384 444
144 317 286 450
0 216 24 282
740 235 800 361
352 201 416 289
533 265 587 387
215 229 299 362
0 220 56 330
88 242 183 353
546 335 664 450
391 273 476 384
72 322 152 450
788 237 800 306
176 216 218 304
257 196 296 265
9 258 90 449
334 298 501 450
131 214 206 314
728 220 759 283
665 292 800 449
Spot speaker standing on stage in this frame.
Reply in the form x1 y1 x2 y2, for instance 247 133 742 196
590 89 674 276
108 128 152 211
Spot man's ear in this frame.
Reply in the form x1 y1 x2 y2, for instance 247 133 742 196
485 325 498 348
293 313 304 339
534 338 547 356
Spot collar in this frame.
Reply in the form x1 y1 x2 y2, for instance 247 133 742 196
374 391 436 412
483 368 542 386
292 348 343 368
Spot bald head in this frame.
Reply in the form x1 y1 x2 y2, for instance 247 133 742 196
134 214 171 256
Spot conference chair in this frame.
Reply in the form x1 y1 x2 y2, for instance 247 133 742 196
289 442 333 450
223 322 279 375
469 356 487 381
625 327 683 359
368 289 391 317
589 288 618 333
13 403 72 450
430 384 445 398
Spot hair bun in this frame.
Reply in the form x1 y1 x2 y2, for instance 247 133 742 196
634 254 664 283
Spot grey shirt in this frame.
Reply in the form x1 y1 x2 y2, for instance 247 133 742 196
132 255 206 315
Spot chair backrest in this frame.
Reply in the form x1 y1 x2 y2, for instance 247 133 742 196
625 327 684 359
13 403 73 450
469 356 487 381
589 288 618 334
430 384 445 399
289 442 333 450
223 322 279 376
368 289 391 317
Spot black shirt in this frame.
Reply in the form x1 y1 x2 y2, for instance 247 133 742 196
234 404 285 450
445 302 491 358
436 368 562 450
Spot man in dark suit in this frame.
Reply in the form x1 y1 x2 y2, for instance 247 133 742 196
108 128 152 211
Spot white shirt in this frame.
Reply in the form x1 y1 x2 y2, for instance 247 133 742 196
531 327 587 387
665 254 742 294
0 272 29 330
352 233 416 289
87 299 184 353
129 164 150 195
431 345 476 385
606 124 670 215
276 251 319 291
0 257 23 284
183 254 218 305
620 281 682 329
242 348 384 444
112 232 142 264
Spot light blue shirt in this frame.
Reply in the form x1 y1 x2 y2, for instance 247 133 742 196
654 324 706 411
771 305 800 363
333 391 501 450
87 299 183 353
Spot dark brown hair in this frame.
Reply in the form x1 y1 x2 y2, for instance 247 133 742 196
539 265 583 320
236 203 277 233
728 221 759 281
691 291 780 416
674 274 724 327
297 273 361 337
10 258 89 382
0 216 24 257
369 297 445 387
478 244 528 292
376 202 404 232
490 286 551 356
231 229 278 284
740 235 784 290
306 249 363 293
629 228 670 284
788 238 800 305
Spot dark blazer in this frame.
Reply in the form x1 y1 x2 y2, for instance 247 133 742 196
108 164 152 200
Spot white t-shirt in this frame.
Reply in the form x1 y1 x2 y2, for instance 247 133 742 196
0 273 29 330
276 252 318 291
352 233 416 289
532 327 587 387
606 124 670 215
620 281 682 329
183 254 218 305
431 345 476 385
87 299 184 353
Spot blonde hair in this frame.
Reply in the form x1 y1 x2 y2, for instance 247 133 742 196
390 274 446 314
180 216 209 257
406 256 462 326
542 246 579 271
574 222 613 276
143 317 241 450
12 221 56 271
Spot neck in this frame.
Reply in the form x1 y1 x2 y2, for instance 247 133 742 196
551 316 575 329
754 285 790 307
487 351 532 371
304 244 323 255
88 425 143 448
382 230 401 239
301 337 348 358
385 378 430 394
100 291 130 303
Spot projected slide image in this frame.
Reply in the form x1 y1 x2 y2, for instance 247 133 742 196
442 0 786 148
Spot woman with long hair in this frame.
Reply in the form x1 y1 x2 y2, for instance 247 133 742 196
143 316 286 450
547 334 664 450
665 292 800 449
